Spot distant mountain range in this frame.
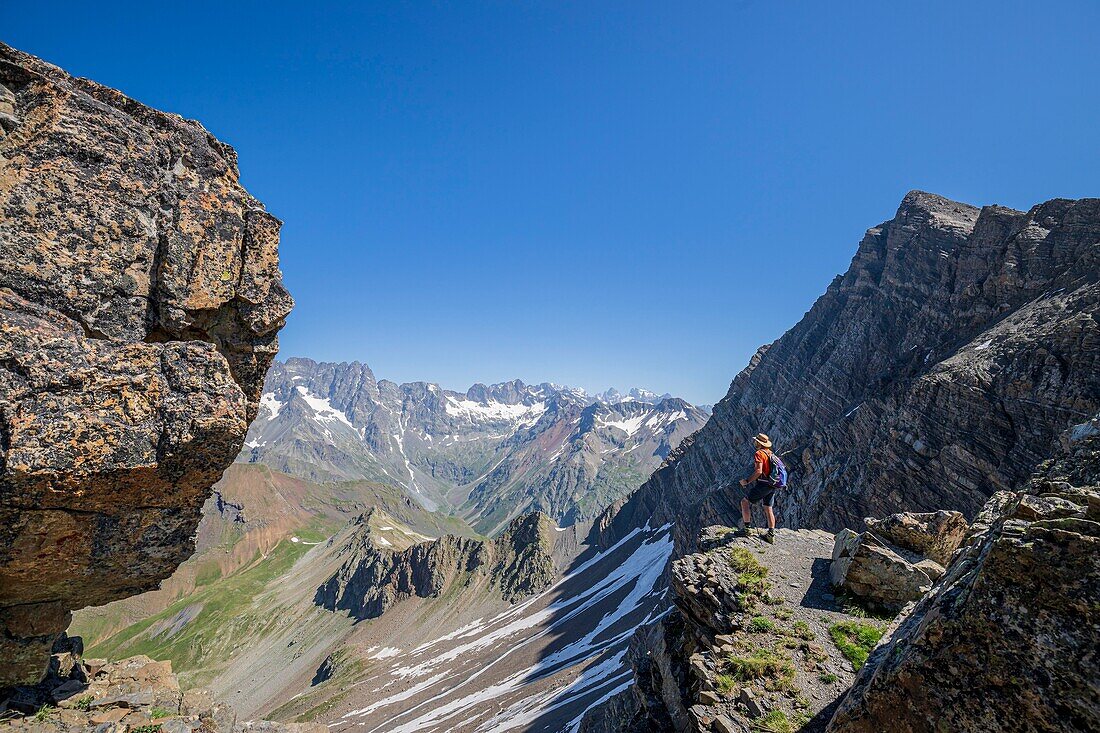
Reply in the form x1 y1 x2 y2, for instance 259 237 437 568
237 358 710 534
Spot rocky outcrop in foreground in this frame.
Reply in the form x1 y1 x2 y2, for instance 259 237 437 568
582 527 883 733
595 191 1100 553
0 43 292 686
0 637 320 733
829 510 966 612
315 510 557 619
828 425 1100 732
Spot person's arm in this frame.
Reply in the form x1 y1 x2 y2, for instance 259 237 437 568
740 454 765 486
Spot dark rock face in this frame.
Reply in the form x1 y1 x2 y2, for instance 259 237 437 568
827 425 1100 733
0 43 291 686
595 192 1100 553
315 511 557 619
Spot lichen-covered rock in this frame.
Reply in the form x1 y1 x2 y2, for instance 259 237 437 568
829 529 934 612
863 510 968 565
827 426 1100 733
0 42 291 687
0 640 321 732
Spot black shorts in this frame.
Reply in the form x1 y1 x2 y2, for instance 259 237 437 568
740 481 776 507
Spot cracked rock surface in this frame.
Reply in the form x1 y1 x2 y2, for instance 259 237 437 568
0 42 291 687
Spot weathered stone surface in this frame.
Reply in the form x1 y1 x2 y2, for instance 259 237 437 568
863 510 968 565
593 192 1100 555
827 426 1100 733
0 42 291 687
0 645 319 732
829 529 934 611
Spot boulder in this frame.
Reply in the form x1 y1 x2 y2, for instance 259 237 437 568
0 42 291 687
864 510 969 565
1 650 306 732
830 529 934 611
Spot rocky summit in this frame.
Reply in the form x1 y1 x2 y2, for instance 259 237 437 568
595 191 1100 553
581 424 1100 732
581 526 877 733
0 43 291 687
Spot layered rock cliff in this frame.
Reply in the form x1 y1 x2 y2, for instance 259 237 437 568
595 192 1100 553
315 510 557 619
0 43 291 686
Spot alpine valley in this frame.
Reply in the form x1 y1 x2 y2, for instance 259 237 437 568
1 40 1097 733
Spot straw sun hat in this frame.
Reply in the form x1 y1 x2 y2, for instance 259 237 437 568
752 433 772 449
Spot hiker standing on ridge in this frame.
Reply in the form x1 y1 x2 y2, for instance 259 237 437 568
736 433 787 544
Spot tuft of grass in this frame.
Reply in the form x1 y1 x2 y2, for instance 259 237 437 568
749 616 776 633
820 672 839 684
728 547 769 592
724 648 796 690
774 607 792 619
715 674 738 694
75 695 94 712
131 726 162 733
32 706 57 722
150 707 174 719
829 621 885 669
752 709 793 733
790 620 815 640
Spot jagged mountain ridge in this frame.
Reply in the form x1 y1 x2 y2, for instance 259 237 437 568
240 358 710 533
595 191 1100 553
314 510 557 620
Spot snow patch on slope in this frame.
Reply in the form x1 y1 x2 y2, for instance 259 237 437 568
445 397 546 424
294 386 355 429
259 392 285 419
339 523 674 733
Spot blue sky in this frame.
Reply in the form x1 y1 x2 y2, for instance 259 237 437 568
5 2 1097 404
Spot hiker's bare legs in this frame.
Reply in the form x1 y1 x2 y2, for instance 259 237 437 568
740 497 752 525
763 506 776 530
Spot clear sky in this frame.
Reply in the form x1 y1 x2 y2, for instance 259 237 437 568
4 2 1097 404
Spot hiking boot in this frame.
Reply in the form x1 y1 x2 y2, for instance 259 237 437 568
763 529 775 544
735 525 753 537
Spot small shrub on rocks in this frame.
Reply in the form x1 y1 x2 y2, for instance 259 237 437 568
829 621 884 669
791 620 814 640
725 648 796 690
752 709 793 732
749 616 775 633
